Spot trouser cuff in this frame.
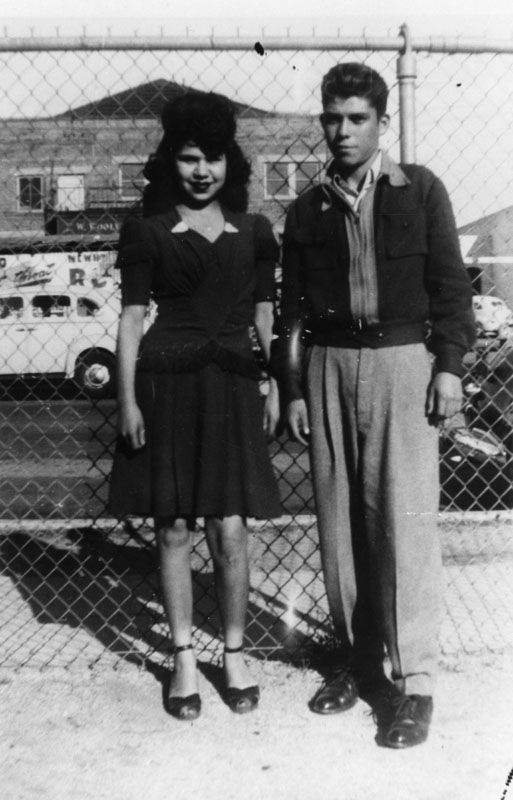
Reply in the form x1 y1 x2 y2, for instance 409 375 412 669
394 673 436 696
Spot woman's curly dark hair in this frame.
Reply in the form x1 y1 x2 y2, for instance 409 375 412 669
142 91 251 216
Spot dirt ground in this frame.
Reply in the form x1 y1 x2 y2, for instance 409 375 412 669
1 515 513 799
2 650 513 800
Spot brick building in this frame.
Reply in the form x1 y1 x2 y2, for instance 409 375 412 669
0 79 326 240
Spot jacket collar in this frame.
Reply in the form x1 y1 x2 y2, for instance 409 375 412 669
380 152 410 187
321 151 410 211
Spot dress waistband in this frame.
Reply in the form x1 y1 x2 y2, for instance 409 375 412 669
136 339 262 379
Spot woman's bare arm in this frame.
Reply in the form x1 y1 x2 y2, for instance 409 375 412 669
254 301 279 437
253 300 274 363
117 304 147 449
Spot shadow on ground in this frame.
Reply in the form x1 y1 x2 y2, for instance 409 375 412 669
0 525 330 680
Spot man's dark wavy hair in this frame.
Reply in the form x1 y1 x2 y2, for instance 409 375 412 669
321 62 388 117
142 91 251 216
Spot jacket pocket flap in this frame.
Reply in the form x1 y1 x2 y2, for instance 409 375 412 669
381 212 428 257
286 221 334 245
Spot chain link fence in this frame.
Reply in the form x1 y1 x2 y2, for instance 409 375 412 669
1 29 513 669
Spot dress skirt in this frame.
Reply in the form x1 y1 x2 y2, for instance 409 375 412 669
108 363 282 520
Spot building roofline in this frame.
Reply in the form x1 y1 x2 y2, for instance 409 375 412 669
52 78 307 121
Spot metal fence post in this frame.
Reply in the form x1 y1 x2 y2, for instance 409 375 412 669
397 23 417 163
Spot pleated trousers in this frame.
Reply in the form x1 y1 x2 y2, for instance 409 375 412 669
305 343 441 695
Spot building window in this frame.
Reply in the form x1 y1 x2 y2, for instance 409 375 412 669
119 163 146 201
18 176 44 211
264 159 323 200
56 174 85 211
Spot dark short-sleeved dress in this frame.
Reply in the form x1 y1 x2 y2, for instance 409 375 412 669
108 207 282 520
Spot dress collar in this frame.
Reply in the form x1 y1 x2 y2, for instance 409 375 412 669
169 215 239 235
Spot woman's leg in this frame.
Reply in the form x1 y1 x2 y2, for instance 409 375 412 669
156 516 198 697
205 515 254 689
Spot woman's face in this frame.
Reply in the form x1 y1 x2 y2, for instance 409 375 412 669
174 142 227 204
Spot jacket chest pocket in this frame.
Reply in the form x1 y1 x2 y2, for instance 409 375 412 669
381 211 428 258
289 225 338 271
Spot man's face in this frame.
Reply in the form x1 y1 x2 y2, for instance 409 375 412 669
321 95 389 175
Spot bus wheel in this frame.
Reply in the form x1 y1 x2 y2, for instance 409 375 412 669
74 350 115 399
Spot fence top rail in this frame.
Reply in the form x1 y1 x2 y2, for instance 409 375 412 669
1 32 513 55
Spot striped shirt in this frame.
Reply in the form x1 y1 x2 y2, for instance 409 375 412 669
322 151 383 325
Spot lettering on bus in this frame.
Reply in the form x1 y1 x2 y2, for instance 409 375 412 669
68 267 107 288
67 253 105 264
14 263 54 286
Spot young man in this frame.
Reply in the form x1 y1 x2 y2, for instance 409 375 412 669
273 62 475 748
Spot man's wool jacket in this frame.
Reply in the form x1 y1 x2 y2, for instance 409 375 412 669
273 162 476 403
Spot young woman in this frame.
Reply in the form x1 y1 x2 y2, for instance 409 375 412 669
109 92 282 721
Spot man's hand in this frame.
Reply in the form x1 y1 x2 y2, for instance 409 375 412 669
426 371 463 425
286 399 310 445
119 402 146 450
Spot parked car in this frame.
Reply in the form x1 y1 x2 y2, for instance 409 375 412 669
440 295 513 510
0 283 120 398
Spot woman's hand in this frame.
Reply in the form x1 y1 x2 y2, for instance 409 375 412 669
119 402 146 450
263 379 280 438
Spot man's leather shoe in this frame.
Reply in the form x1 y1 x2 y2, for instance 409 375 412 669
380 694 433 749
309 667 358 715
